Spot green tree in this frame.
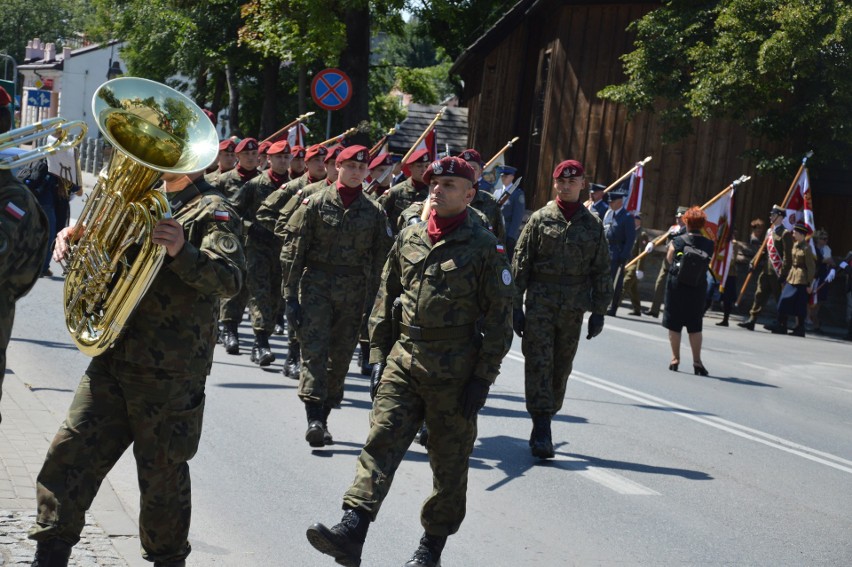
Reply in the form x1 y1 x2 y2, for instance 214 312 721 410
0 0 88 64
411 0 512 61
599 0 852 171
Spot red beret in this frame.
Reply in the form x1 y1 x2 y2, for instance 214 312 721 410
553 159 585 179
422 157 476 185
267 140 291 155
305 144 329 161
369 153 393 169
202 109 216 125
457 149 483 165
324 145 344 163
0 86 11 107
336 145 370 165
218 139 236 152
291 145 306 159
235 137 258 153
258 141 272 155
406 148 431 165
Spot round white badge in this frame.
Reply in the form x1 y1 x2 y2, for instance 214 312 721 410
501 269 512 286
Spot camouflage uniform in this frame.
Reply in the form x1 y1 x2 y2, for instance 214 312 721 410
255 172 319 232
343 215 513 534
513 202 611 416
0 170 49 422
470 188 506 243
29 182 244 563
283 187 392 411
397 201 492 234
379 178 429 235
622 227 650 312
747 225 793 322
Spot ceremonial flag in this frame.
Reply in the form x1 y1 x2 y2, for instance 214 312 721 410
288 122 309 147
784 168 815 234
625 164 645 213
702 187 736 290
414 128 438 161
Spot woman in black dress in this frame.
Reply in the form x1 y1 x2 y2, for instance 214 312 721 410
663 206 715 375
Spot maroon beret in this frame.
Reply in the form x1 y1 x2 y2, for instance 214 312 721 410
457 149 483 165
406 148 431 165
422 156 476 185
324 145 344 163
553 159 585 179
291 145 306 158
369 153 393 169
235 138 258 153
305 144 329 161
218 139 236 152
202 109 216 125
258 141 272 155
268 140 291 155
336 145 370 165
0 86 12 107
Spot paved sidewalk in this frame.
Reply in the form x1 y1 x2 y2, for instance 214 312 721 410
0 370 145 566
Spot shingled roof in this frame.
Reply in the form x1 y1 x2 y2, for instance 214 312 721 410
387 104 469 156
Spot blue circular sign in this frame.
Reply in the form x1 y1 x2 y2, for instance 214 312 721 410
311 69 352 111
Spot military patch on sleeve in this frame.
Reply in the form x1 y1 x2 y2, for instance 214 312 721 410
217 233 240 254
501 268 512 286
214 210 230 222
4 201 26 220
496 244 505 254
302 198 310 205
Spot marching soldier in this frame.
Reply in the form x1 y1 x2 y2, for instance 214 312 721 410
492 165 526 258
204 139 236 185
365 152 394 200
587 183 608 220
644 206 687 318
603 185 636 316
457 149 506 243
288 145 307 180
0 87 50 423
282 146 392 447
379 148 431 233
30 170 244 566
306 156 512 567
257 141 271 171
232 140 293 366
738 205 793 330
216 138 260 354
623 212 650 316
512 159 612 459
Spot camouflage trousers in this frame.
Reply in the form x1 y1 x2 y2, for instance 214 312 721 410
748 271 782 321
29 354 206 564
296 270 367 407
219 284 248 324
246 237 282 333
622 264 642 311
522 290 584 415
648 260 669 315
0 292 16 424
343 336 478 536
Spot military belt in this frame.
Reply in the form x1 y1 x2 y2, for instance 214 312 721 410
305 259 363 276
400 323 476 341
531 273 588 285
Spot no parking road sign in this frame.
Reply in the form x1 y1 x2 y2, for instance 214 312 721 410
311 68 352 111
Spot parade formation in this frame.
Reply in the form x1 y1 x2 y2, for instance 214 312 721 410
1 20 851 564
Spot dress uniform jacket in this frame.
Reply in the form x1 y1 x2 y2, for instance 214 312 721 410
786 242 816 286
603 206 636 265
492 184 526 244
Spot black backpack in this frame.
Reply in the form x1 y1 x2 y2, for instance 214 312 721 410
675 235 711 287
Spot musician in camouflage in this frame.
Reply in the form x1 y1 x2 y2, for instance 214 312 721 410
0 87 50 424
306 156 513 567
512 159 612 459
283 145 392 447
379 148 431 233
29 171 245 567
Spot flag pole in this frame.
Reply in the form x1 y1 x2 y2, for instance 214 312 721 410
583 156 653 206
626 175 750 270
319 126 359 147
735 151 813 306
402 107 446 165
482 137 520 172
369 127 396 158
260 111 315 144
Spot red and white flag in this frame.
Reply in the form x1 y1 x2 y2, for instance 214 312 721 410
783 168 815 233
288 122 309 148
414 129 438 161
625 164 645 213
702 187 736 290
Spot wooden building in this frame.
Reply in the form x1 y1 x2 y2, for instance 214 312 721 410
387 103 469 157
452 0 852 253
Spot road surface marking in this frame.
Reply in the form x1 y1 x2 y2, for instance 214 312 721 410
740 362 770 372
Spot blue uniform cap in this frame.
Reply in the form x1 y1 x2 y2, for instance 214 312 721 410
498 165 517 175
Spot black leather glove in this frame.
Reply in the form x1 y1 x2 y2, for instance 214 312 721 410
586 313 604 340
285 297 302 328
370 362 385 400
512 307 526 338
461 377 491 419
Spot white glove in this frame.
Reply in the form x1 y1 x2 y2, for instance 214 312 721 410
825 269 836 283
644 242 655 254
840 261 849 270
636 269 644 280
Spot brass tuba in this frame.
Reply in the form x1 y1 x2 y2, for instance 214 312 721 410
63 77 218 356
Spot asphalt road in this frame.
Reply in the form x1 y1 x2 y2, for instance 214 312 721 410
6 193 852 566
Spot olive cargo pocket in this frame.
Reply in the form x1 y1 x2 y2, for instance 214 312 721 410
166 394 206 464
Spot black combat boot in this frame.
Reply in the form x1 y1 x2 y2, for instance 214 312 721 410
737 318 755 331
321 405 334 445
283 340 301 379
250 331 275 366
404 533 447 567
305 402 326 447
273 310 286 335
358 341 372 376
306 507 371 567
414 422 429 447
216 321 225 344
530 414 554 459
31 539 73 567
153 561 186 567
790 324 806 337
765 315 788 334
222 321 240 354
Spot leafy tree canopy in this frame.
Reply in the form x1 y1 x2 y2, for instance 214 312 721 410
599 0 852 172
